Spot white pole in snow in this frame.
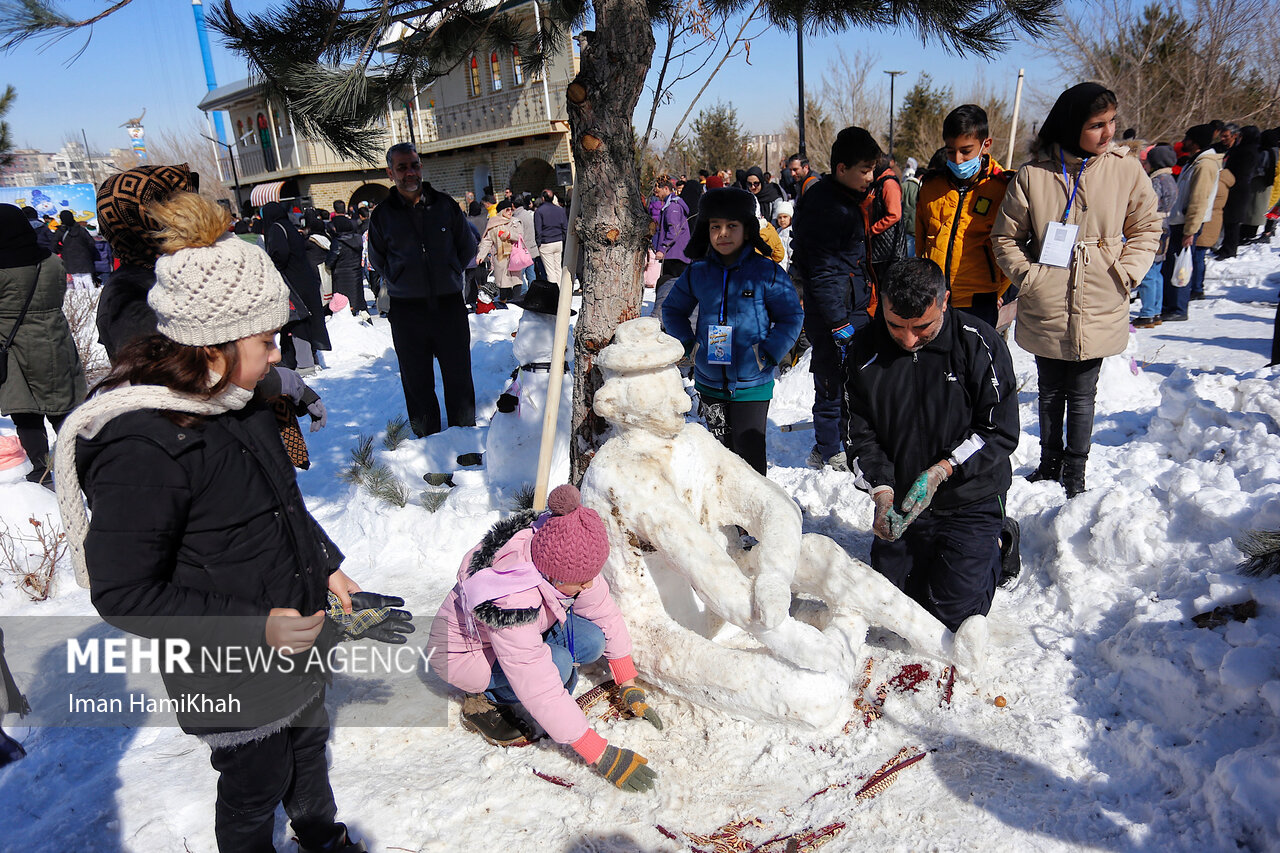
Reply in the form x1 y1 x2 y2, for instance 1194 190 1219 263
1007 68 1025 166
532 187 580 512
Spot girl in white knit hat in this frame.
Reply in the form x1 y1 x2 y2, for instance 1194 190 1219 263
55 192 383 852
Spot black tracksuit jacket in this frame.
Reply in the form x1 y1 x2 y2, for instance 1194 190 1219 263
844 309 1019 511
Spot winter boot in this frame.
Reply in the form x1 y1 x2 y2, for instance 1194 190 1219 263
461 694 535 747
1027 451 1063 484
998 518 1021 589
296 822 367 852
1062 457 1087 498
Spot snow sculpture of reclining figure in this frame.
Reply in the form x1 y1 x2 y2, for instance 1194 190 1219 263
579 317 986 727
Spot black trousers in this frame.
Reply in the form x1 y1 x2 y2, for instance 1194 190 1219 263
388 294 477 437
10 412 65 482
208 692 340 853
1035 356 1102 461
660 259 688 279
698 396 771 475
806 307 868 461
955 293 999 329
870 497 1003 632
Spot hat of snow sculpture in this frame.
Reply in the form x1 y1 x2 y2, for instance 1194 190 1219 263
531 484 610 583
0 435 32 479
596 317 684 373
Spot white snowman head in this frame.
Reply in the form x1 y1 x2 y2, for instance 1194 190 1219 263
513 311 560 364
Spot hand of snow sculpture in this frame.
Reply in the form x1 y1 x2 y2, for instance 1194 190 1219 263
579 318 984 728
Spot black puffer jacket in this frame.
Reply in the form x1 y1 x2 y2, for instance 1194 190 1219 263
96 264 159 363
325 231 365 303
77 402 343 735
262 203 331 350
790 176 872 330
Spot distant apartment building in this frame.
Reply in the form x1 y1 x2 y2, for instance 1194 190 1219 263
198 0 577 212
0 148 57 188
50 141 115 186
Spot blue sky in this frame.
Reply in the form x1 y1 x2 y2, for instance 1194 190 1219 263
3 0 1066 158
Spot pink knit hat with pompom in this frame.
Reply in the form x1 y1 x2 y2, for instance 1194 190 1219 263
531 484 610 584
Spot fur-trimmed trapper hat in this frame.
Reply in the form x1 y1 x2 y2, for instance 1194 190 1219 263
687 187 771 259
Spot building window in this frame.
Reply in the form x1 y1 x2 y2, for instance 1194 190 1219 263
490 51 502 91
512 48 524 85
468 55 481 97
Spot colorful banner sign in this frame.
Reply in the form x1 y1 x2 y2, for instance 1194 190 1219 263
0 184 98 223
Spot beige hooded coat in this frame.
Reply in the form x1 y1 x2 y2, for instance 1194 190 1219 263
991 143 1161 361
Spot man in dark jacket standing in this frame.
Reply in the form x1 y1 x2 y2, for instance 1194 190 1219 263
369 142 479 436
533 189 568 285
55 209 98 289
844 259 1018 632
790 126 880 470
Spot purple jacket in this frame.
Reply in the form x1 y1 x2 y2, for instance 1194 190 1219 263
652 195 691 263
428 526 636 752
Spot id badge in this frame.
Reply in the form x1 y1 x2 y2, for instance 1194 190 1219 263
1039 221 1078 268
707 324 734 365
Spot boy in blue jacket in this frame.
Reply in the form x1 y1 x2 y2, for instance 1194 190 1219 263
662 188 804 474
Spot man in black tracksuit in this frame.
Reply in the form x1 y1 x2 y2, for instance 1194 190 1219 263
844 258 1018 631
790 127 881 470
369 142 480 436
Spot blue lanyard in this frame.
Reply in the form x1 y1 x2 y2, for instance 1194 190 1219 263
565 601 576 665
1060 152 1087 224
719 263 731 324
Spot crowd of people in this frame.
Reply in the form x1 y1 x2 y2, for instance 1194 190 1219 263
1 78 1279 850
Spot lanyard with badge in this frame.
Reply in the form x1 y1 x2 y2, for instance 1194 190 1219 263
707 266 734 366
1040 153 1087 268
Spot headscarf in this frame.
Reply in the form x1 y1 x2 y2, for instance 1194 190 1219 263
1035 82 1116 159
95 163 194 268
0 203 51 269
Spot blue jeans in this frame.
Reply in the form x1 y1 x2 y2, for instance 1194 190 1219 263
522 263 537 287
1136 261 1163 318
485 613 606 705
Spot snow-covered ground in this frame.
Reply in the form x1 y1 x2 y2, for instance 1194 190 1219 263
4 240 1280 852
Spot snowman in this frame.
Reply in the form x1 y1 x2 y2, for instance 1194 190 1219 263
0 436 63 566
461 279 573 509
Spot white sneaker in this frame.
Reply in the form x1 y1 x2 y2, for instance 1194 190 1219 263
805 447 825 470
357 310 372 324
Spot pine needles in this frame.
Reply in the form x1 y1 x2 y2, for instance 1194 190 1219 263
383 415 411 450
511 483 536 511
421 489 450 513
1236 530 1280 578
340 433 410 508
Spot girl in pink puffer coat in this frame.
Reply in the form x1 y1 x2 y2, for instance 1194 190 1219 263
428 485 662 792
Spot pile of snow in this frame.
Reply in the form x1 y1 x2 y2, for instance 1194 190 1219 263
3 238 1280 850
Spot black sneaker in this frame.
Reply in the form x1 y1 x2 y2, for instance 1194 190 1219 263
297 823 367 853
1190 292 1205 301
998 518 1021 589
1159 312 1189 322
461 694 535 747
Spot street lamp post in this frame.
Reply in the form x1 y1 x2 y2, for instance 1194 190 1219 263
797 17 806 159
884 70 906 162
201 133 242 214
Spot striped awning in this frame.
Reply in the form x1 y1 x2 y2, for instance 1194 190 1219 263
249 180 287 207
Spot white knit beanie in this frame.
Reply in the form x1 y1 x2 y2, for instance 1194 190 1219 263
150 234 292 346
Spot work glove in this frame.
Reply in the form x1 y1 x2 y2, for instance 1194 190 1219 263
306 399 328 432
326 591 415 644
871 487 899 541
831 323 855 346
617 685 663 730
898 463 950 529
595 744 657 793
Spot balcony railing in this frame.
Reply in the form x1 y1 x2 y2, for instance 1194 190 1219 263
215 80 569 184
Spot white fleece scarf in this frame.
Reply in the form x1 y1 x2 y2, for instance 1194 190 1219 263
56 382 255 588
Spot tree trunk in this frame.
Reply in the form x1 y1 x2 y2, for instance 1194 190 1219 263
566 0 655 483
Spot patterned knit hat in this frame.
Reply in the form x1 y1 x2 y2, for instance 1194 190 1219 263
530 484 610 584
96 163 194 268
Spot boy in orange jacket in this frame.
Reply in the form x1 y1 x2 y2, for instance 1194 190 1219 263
915 105 1013 328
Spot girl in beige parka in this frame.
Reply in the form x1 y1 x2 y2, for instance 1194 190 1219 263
991 83 1161 497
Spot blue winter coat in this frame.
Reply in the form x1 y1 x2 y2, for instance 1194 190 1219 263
662 249 803 397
